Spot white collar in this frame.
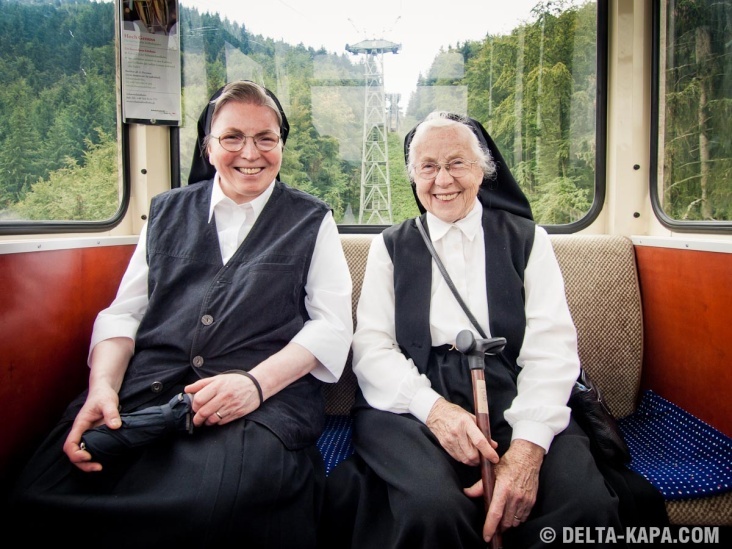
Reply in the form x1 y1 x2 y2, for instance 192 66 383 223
425 199 483 243
207 174 276 223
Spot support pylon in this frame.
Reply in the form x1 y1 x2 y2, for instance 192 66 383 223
346 39 400 224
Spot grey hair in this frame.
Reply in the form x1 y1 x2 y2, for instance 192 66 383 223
406 111 495 181
202 81 283 150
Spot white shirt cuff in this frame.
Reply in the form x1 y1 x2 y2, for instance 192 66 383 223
409 386 442 423
510 419 555 453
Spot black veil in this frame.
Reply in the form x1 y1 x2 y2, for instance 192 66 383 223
403 114 533 221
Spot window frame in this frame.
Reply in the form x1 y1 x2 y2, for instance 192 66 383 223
172 1 610 235
649 0 732 234
0 1 130 236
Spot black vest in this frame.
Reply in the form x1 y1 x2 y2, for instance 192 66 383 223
118 179 331 449
382 209 535 375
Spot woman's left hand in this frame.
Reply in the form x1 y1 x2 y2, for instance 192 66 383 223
464 439 544 542
185 372 261 427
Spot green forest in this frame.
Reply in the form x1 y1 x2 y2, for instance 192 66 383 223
0 0 118 221
0 0 729 225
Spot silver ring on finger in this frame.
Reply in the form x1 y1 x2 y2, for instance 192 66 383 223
215 411 223 420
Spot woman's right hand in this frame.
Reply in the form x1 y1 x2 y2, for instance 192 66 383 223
64 337 132 471
425 397 499 466
63 385 121 472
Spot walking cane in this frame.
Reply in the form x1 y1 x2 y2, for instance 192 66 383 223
456 329 507 549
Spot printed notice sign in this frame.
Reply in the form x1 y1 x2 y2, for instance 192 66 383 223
120 1 181 125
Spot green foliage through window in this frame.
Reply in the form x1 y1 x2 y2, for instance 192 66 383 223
657 0 732 223
0 0 117 224
0 0 608 228
177 1 601 227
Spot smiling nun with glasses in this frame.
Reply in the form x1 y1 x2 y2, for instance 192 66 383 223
319 111 667 549
9 80 353 549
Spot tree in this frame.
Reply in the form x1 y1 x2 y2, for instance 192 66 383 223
663 0 732 221
12 130 119 221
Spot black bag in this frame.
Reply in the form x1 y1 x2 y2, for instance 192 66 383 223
569 368 631 465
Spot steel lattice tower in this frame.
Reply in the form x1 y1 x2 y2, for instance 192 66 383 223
346 39 400 224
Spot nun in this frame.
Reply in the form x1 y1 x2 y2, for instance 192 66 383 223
320 111 665 549
9 80 353 549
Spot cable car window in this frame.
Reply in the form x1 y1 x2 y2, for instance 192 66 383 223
0 0 122 233
651 0 732 231
178 0 605 231
0 1 605 234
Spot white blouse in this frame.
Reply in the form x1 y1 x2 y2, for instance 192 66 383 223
352 200 579 451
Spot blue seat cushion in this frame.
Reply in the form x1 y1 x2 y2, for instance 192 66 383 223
618 390 732 500
317 414 354 476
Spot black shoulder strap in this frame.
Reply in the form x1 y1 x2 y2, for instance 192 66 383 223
415 216 487 339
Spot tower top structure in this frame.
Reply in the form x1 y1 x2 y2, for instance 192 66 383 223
346 39 401 55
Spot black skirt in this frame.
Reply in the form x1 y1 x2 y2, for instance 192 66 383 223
9 388 326 549
320 346 666 549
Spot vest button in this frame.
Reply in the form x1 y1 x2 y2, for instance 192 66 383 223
192 356 204 367
150 381 163 393
201 315 214 326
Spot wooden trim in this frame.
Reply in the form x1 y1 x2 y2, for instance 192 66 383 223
0 245 135 483
636 245 732 437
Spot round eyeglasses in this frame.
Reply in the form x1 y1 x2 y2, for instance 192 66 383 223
212 131 281 152
416 158 478 179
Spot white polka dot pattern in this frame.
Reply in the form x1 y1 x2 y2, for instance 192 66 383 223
618 390 732 501
317 415 354 476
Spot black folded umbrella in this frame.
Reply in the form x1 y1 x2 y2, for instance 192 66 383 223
80 393 194 465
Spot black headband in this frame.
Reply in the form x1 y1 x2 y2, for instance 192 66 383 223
403 114 533 221
188 81 290 185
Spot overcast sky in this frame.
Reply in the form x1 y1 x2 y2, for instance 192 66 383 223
179 0 548 100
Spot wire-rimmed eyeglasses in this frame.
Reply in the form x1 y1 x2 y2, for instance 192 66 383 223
415 158 478 179
211 131 281 152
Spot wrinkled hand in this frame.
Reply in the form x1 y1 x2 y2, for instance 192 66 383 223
186 372 261 427
464 439 544 542
426 398 499 466
63 385 121 472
